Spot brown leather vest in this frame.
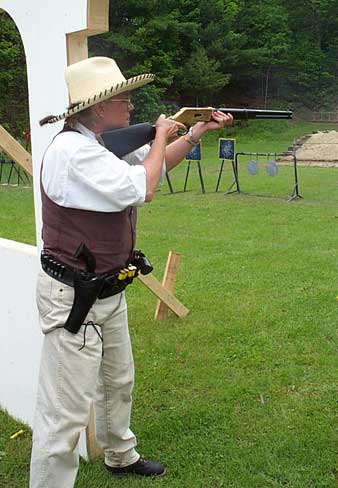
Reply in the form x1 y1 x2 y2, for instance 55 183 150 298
41 129 137 274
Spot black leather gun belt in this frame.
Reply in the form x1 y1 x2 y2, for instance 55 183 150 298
41 251 131 299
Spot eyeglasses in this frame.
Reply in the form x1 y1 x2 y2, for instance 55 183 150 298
108 99 131 103
106 98 133 109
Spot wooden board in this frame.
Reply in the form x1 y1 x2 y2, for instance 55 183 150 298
155 251 181 320
67 0 109 65
138 272 189 318
87 0 109 35
0 125 32 176
85 402 103 459
66 32 89 66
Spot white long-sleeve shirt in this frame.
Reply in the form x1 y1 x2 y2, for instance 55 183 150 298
42 122 164 212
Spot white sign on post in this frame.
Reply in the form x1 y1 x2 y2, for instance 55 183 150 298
0 0 108 458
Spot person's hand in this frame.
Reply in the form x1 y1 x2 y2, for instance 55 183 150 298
155 114 186 141
194 111 233 135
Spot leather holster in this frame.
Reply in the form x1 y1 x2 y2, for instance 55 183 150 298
64 271 105 334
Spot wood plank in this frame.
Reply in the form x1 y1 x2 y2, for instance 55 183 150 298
66 31 89 65
155 251 181 320
138 272 189 318
85 402 103 460
87 0 109 35
0 125 32 176
66 0 109 65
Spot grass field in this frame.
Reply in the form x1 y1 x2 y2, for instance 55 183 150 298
1 121 338 487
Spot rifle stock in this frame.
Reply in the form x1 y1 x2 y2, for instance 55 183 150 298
101 106 292 158
101 123 155 158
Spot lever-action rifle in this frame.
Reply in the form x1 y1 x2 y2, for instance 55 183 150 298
101 106 293 159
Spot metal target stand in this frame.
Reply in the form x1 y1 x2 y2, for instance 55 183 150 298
183 143 205 194
224 151 302 202
220 159 241 195
165 172 174 194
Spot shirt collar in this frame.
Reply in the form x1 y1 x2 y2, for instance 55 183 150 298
74 122 98 143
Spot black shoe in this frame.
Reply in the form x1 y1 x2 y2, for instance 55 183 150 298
105 457 166 477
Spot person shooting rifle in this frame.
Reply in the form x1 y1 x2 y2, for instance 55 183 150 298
34 56 233 488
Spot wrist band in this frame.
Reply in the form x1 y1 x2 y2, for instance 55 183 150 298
184 127 201 146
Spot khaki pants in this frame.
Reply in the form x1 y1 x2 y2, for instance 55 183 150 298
29 272 139 488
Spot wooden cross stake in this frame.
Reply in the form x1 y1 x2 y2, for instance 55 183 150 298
155 251 182 320
137 251 189 320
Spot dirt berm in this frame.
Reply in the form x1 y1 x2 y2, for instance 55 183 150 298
280 130 338 167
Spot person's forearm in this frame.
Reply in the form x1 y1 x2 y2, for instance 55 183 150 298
143 128 167 201
165 124 207 171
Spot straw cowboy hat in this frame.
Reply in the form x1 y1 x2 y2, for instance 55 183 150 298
40 57 155 126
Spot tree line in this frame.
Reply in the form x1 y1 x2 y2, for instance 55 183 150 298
1 0 338 133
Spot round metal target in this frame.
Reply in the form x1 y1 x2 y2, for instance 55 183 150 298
247 160 258 175
266 160 278 177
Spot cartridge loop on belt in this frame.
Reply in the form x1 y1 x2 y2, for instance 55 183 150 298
41 251 136 299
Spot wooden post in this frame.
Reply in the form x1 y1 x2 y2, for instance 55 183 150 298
66 32 89 66
66 0 109 65
155 251 182 320
85 402 103 459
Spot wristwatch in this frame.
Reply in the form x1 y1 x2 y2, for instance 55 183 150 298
184 127 201 146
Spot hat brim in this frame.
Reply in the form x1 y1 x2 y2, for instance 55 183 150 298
40 73 155 126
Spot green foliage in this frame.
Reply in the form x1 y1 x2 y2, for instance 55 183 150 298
280 0 338 108
176 47 230 105
89 0 234 104
131 84 167 124
89 0 338 110
0 12 29 137
2 0 338 133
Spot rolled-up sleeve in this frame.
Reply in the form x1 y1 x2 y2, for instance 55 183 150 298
65 143 146 212
124 144 167 182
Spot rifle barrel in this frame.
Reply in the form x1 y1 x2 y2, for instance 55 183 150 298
217 108 293 120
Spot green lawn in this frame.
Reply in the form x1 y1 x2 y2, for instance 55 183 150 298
1 121 338 487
